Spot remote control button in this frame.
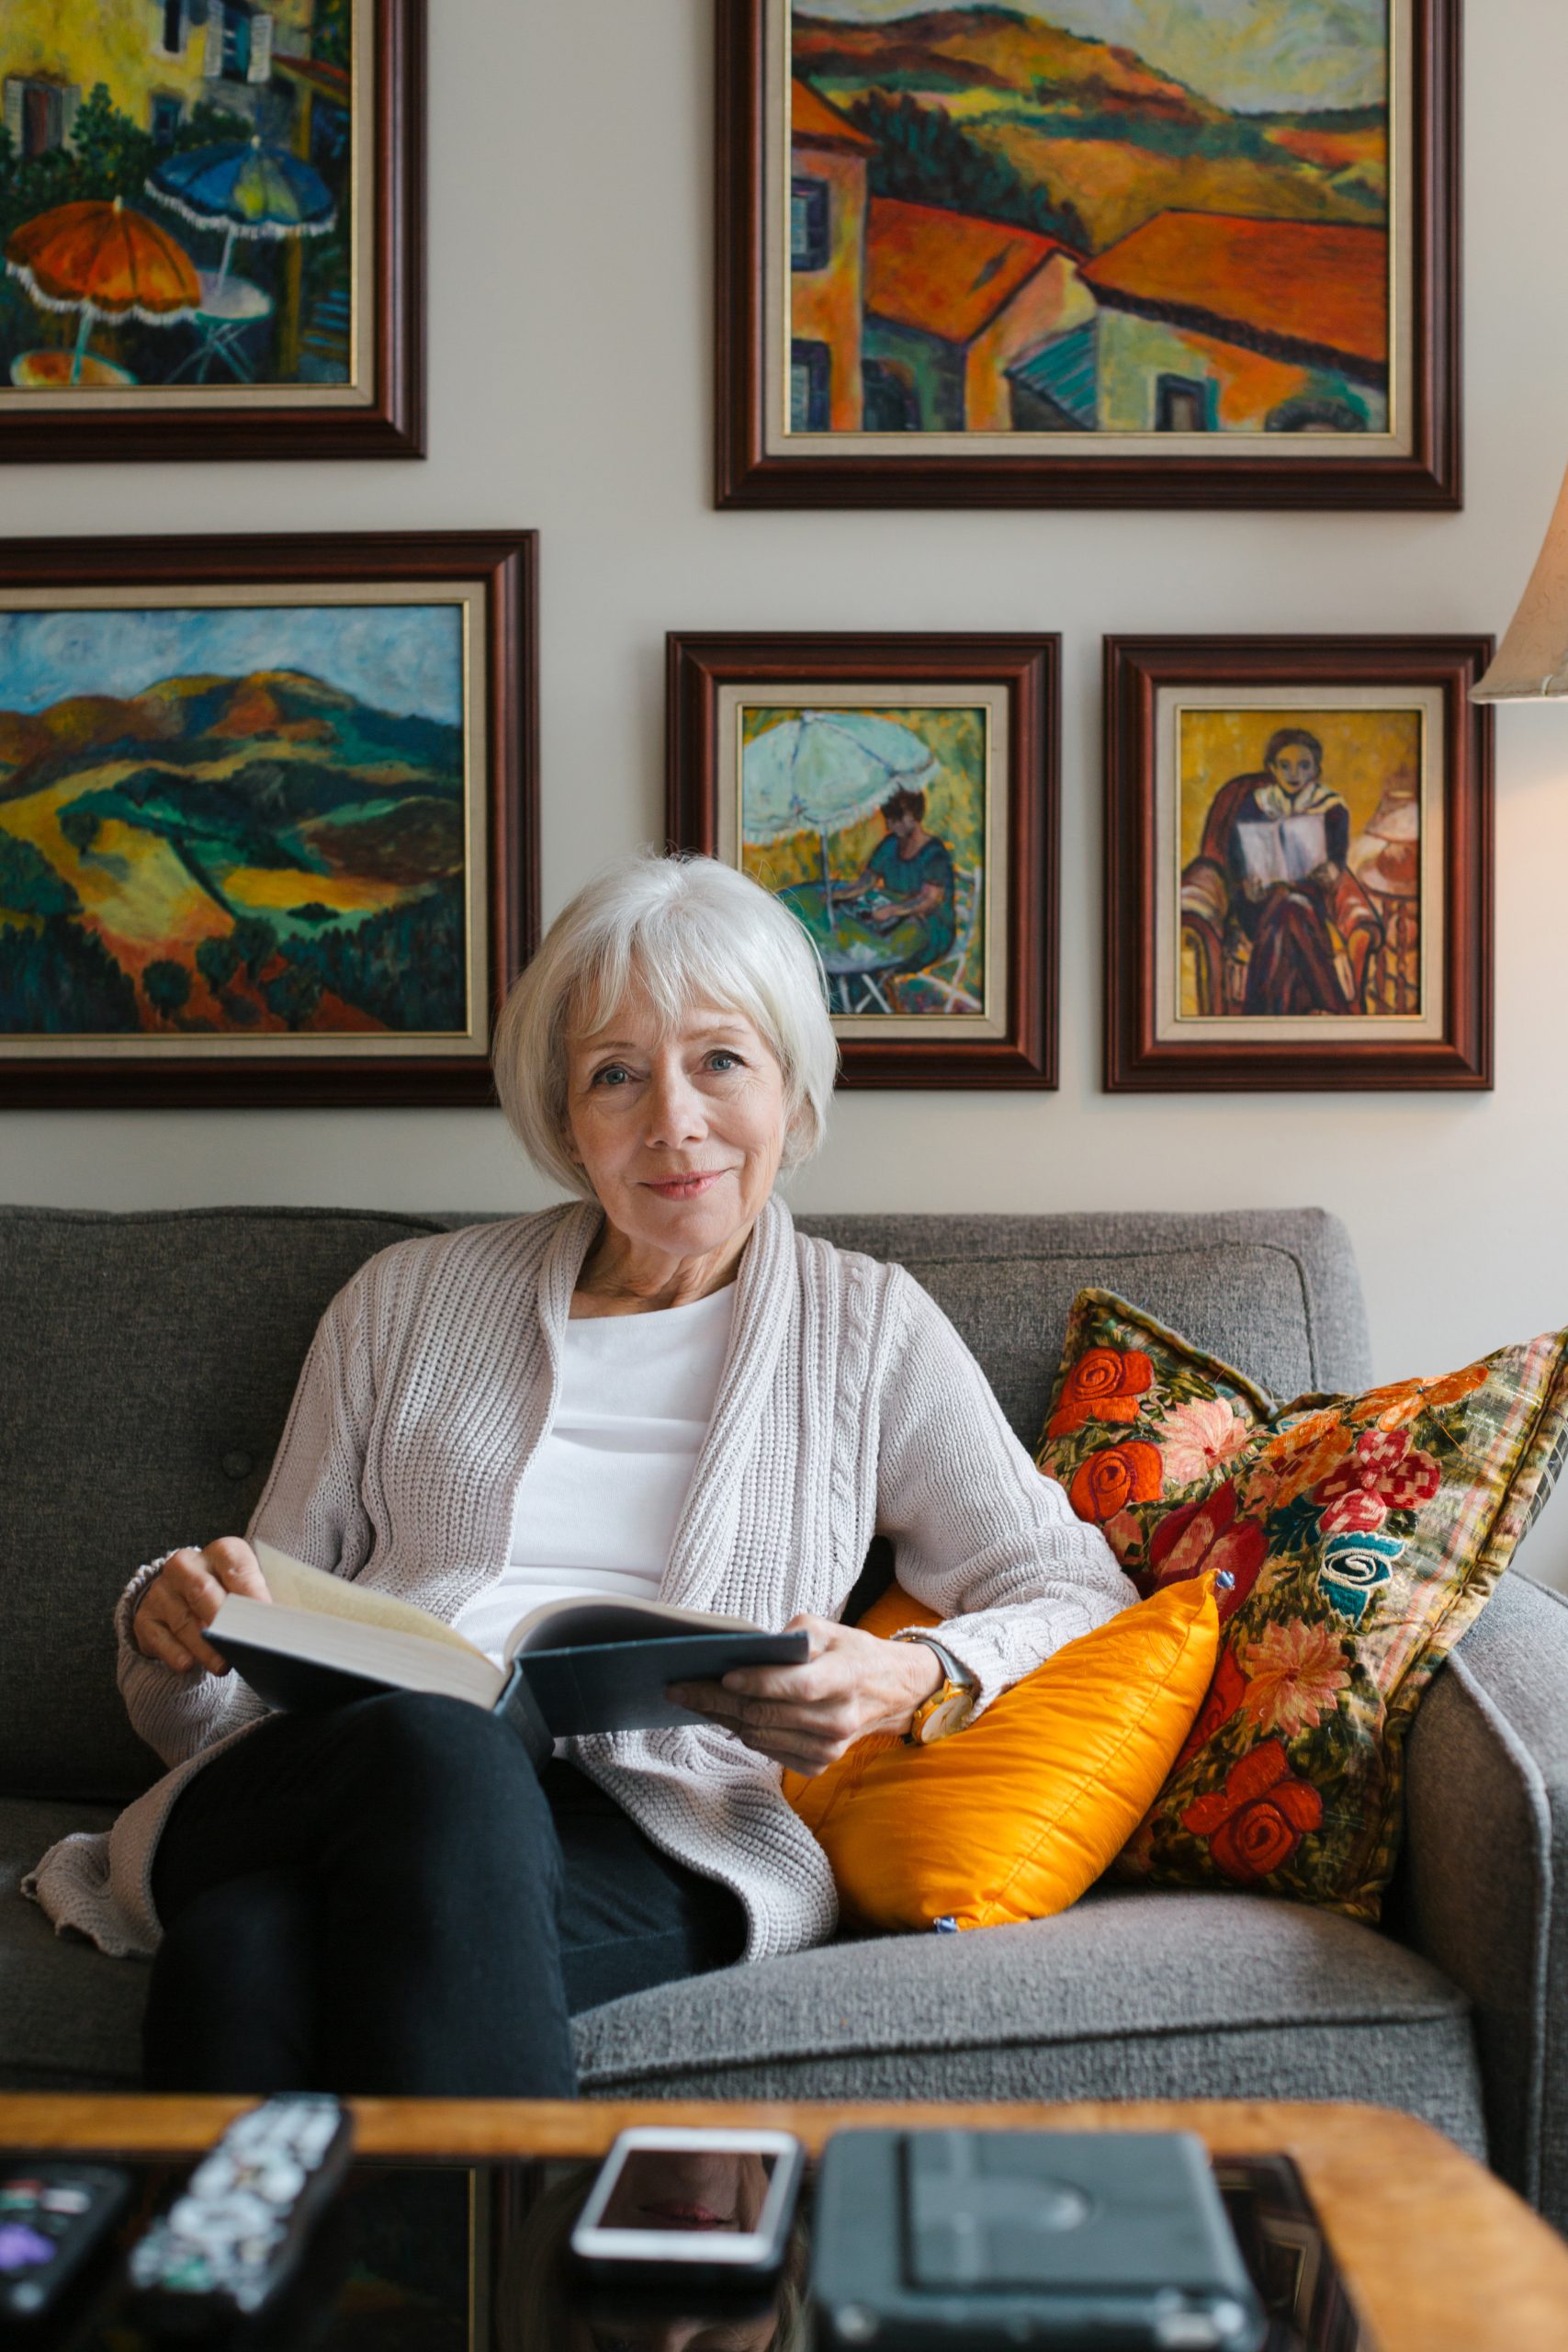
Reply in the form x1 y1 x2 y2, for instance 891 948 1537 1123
189 2158 238 2199
39 2188 92 2215
0 2222 54 2271
170 2190 274 2245
255 2161 305 2205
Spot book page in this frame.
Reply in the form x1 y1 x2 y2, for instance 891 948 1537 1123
214 1592 502 1707
504 1591 764 1667
1236 811 1329 888
1236 820 1286 887
254 1542 486 1657
1280 808 1329 883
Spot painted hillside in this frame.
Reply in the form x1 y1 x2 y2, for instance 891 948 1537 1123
795 6 1387 253
0 669 467 1037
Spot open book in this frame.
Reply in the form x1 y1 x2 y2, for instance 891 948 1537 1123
1235 808 1330 889
206 1543 809 1766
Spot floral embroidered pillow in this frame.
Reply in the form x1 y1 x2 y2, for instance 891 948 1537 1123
1036 1291 1568 1921
1036 1295 1276 1597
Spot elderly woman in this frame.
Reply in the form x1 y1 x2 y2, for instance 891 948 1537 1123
27 854 1133 2095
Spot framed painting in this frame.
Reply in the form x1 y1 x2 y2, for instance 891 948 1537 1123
0 0 424 461
1103 635 1492 1090
0 530 536 1107
716 0 1459 509
667 631 1058 1087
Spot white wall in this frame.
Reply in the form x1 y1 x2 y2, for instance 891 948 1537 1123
5 0 1568 1578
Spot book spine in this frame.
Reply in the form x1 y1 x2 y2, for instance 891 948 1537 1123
493 1659 554 1771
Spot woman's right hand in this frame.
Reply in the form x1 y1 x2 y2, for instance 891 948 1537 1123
130 1539 270 1677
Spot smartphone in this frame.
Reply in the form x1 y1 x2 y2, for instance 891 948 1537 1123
569 2127 805 2290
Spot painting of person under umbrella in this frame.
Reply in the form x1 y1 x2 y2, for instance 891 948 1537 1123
739 704 987 1016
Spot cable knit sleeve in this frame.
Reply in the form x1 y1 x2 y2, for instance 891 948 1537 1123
113 1263 380 1770
875 1265 1138 1712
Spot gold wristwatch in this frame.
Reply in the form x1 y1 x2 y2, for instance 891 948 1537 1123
893 1632 979 1746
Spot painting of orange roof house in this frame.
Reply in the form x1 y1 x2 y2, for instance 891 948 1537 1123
789 0 1390 435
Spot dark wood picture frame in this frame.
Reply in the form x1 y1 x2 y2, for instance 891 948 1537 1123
667 631 1058 1088
0 530 537 1108
0 0 426 463
716 0 1460 511
1103 635 1493 1091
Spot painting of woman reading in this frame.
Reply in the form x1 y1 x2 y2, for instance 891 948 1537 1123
1180 725 1387 1018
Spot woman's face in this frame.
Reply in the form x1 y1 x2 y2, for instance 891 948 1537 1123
1269 745 1321 797
564 984 790 1266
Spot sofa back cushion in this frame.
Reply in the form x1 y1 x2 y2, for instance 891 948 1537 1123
0 1203 1369 1800
1 1208 453 1799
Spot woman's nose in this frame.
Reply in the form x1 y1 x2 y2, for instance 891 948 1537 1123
645 1066 707 1143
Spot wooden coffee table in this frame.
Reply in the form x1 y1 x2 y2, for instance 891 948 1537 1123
6 2094 1568 2350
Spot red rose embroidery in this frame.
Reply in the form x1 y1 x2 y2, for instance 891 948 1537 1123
1048 1347 1155 1436
1144 1485 1267 1622
1068 1441 1163 1525
1174 1646 1250 1771
1180 1739 1324 1883
1312 1427 1441 1536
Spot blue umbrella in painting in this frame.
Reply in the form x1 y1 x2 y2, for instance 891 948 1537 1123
145 136 336 300
743 709 937 924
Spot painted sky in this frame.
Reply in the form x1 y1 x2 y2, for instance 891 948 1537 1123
797 0 1389 113
0 604 465 725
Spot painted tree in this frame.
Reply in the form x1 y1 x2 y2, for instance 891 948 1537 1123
59 805 102 861
195 933 241 995
142 958 192 1024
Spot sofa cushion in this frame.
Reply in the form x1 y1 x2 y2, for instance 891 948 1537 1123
784 1577 1220 1932
0 1207 453 1800
573 1885 1484 2156
1 1789 1483 2150
0 1798 143 2091
794 1209 1371 1449
1035 1292 1568 1927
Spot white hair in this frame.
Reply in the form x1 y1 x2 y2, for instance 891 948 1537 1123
493 851 839 1200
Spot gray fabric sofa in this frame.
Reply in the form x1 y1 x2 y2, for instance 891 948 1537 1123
5 1203 1566 2231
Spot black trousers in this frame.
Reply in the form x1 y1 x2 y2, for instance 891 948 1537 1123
142 1690 746 2098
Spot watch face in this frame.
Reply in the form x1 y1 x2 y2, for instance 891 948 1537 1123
917 1687 976 1744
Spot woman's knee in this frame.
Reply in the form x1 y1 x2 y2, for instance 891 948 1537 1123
332 1690 545 1826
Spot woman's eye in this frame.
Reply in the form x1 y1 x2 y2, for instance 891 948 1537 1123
708 1051 742 1071
591 1065 632 1087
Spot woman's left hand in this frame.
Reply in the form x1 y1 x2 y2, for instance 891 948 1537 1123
668 1615 943 1777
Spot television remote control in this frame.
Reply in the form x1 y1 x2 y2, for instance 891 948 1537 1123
0 2162 132 2323
126 2095 354 2327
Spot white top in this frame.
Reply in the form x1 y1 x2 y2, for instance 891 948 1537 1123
447 1281 738 1664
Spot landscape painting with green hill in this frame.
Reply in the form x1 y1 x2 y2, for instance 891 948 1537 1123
0 603 468 1042
787 0 1392 438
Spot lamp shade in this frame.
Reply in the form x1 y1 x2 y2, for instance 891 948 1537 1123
1474 458 1568 701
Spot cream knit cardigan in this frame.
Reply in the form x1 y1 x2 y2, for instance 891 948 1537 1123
24 1196 1135 1965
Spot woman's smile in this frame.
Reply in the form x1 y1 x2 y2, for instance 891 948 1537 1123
643 1170 728 1199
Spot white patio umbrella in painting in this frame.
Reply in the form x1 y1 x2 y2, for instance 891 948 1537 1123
742 709 937 920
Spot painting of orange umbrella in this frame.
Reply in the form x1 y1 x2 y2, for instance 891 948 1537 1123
5 197 200 386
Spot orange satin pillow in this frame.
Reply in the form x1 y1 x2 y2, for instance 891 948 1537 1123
784 1576 1221 1933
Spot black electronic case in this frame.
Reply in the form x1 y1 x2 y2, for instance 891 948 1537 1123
810 2128 1266 2351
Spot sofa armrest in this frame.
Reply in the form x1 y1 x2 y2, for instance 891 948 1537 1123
1403 1567 1568 2228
